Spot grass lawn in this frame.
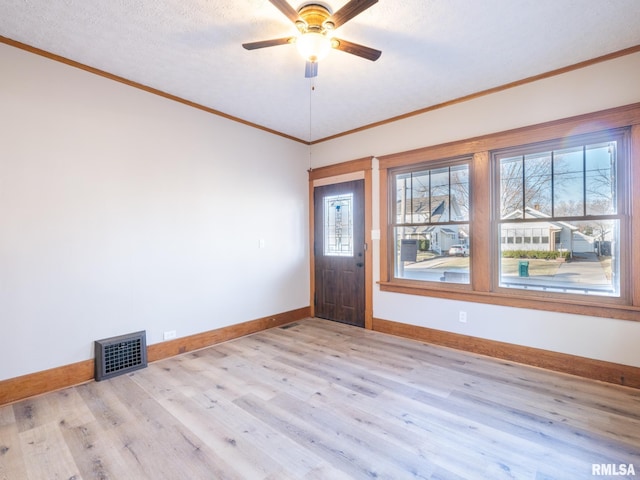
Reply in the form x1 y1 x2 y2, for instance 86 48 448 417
501 258 561 276
416 251 437 262
414 253 558 274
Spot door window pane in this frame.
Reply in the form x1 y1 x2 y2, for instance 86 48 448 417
324 193 354 257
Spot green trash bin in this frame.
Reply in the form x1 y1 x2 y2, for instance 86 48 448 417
518 260 529 277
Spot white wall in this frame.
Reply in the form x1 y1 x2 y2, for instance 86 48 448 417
3 42 639 383
312 52 640 368
0 44 310 380
311 52 640 166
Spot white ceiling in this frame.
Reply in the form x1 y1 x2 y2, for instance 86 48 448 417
1 1 639 143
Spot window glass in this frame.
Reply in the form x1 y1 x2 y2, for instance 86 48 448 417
585 142 616 215
323 193 353 256
496 135 623 297
391 161 471 284
450 164 470 221
553 146 585 216
500 155 523 219
524 152 552 217
380 112 635 320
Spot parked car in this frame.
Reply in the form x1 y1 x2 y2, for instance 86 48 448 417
448 244 469 256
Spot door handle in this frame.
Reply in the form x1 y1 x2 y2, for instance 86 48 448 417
356 262 364 267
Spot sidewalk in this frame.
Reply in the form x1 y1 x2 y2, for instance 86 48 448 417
554 252 610 286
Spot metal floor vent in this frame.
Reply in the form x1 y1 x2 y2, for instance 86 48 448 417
95 330 147 381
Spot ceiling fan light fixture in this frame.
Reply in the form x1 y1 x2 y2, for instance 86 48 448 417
243 0 381 77
296 32 332 63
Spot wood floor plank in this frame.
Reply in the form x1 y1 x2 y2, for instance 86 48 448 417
60 418 144 480
235 392 434 480
0 422 28 480
358 387 589 479
442 366 640 446
270 391 441 478
74 378 139 431
109 374 241 480
129 364 325 479
1 317 638 479
298 370 535 478
275 344 551 477
18 422 80 480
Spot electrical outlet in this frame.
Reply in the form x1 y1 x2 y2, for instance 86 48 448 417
459 311 467 323
163 330 176 340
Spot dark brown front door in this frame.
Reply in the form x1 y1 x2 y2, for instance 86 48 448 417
314 180 365 327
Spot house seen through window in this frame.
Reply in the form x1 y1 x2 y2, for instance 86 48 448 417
391 160 470 284
495 130 626 297
379 107 639 320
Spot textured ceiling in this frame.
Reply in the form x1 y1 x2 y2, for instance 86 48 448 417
1 1 640 143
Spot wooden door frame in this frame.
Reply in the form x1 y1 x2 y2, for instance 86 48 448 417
309 157 373 329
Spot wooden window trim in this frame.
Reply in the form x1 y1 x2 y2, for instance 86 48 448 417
490 129 630 306
378 102 640 322
389 157 473 288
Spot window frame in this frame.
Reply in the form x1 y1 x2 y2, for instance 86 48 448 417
491 129 630 304
388 156 473 289
377 103 640 322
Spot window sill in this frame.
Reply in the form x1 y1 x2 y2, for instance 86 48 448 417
378 281 640 322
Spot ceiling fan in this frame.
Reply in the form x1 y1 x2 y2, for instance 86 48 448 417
242 0 381 78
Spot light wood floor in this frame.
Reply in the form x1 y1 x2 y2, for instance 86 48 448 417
1 318 639 479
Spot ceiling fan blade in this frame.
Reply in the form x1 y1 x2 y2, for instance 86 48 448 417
332 38 381 61
269 0 301 24
305 61 318 78
242 37 295 50
329 0 378 28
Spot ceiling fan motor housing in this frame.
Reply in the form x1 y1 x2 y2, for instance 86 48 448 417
297 4 334 33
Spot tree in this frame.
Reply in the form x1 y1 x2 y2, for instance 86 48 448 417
500 155 553 218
